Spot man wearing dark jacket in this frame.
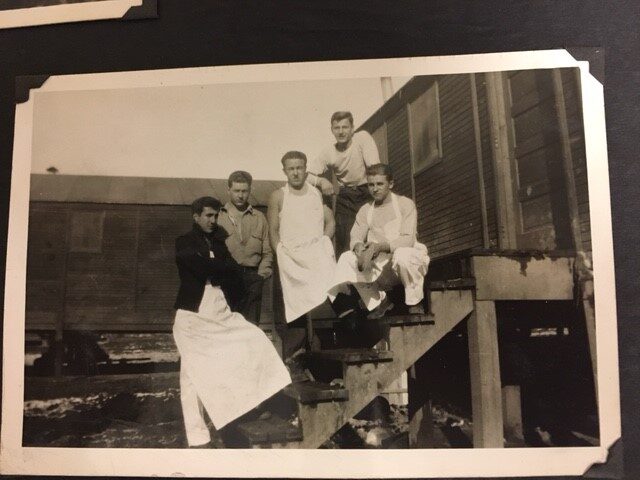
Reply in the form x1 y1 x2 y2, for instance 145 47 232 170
172 196 290 448
174 197 244 313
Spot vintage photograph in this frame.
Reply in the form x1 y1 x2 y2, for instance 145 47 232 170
0 0 156 29
1 52 620 477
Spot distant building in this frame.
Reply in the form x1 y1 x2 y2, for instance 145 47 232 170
26 174 283 332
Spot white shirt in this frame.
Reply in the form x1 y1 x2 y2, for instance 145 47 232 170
309 130 380 188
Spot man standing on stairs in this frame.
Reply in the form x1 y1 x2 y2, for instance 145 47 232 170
218 170 273 326
330 163 430 318
173 196 291 448
306 111 380 255
268 151 359 362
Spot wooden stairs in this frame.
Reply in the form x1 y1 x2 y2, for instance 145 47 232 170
236 288 474 448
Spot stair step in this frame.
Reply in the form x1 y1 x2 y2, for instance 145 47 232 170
236 416 302 445
284 381 349 404
383 314 434 326
428 278 476 290
311 314 433 329
306 348 393 364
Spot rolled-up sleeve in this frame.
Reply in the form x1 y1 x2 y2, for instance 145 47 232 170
359 131 380 166
257 216 273 278
308 149 329 177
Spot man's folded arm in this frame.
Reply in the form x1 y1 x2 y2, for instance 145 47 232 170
175 237 241 282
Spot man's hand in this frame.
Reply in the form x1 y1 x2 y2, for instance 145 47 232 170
359 244 377 272
353 242 366 256
316 177 335 196
368 242 391 258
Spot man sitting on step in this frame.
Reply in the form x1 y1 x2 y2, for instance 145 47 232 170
330 163 430 319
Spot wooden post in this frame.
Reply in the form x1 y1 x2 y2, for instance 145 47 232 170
408 364 435 448
551 69 584 252
470 73 490 249
502 385 524 444
467 300 503 448
582 279 598 402
552 69 598 398
485 72 517 249
408 400 435 448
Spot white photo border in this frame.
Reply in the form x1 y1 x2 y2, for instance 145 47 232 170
0 49 620 478
0 0 144 29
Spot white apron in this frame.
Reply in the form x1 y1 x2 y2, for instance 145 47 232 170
331 193 429 309
277 184 337 322
173 284 291 429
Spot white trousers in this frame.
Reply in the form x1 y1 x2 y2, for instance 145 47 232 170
332 246 430 311
179 365 213 446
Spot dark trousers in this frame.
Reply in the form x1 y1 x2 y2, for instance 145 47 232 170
239 266 264 325
334 184 371 255
279 316 308 360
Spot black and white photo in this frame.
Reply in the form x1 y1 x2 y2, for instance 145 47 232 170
1 51 620 478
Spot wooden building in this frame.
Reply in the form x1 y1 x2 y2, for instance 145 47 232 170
24 69 597 449
361 69 590 257
359 68 596 447
26 174 283 333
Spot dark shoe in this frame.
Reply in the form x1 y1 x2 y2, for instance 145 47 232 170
367 296 394 320
285 353 314 383
257 410 272 421
331 291 360 318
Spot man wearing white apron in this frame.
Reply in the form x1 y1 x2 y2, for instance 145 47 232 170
268 151 356 357
331 163 430 318
173 196 291 447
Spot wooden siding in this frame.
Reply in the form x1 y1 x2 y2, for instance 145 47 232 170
387 107 413 198
506 69 576 250
561 68 591 252
26 202 274 331
359 70 589 263
474 73 499 248
413 75 483 258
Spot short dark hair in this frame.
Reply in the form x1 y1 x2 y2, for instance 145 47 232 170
228 170 253 187
281 150 307 167
331 111 354 126
191 196 222 215
366 163 393 182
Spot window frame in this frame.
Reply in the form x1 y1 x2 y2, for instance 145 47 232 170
69 210 105 253
408 80 443 176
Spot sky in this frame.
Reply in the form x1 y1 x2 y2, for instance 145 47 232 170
31 76 410 181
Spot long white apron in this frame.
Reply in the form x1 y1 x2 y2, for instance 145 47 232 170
277 184 337 322
331 193 429 309
173 285 291 429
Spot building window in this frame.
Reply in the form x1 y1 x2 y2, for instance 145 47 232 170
69 211 104 253
370 123 388 165
409 81 442 173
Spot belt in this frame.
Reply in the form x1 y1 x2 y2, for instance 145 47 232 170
239 265 259 273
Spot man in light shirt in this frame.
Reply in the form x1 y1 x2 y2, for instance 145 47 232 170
331 163 430 319
306 111 380 255
218 170 273 325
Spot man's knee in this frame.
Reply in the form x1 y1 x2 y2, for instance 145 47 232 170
338 250 358 268
392 247 415 268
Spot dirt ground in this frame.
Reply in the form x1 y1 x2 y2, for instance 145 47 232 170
23 332 598 449
23 388 476 449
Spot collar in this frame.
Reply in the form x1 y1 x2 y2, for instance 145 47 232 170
192 224 226 242
222 202 254 215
